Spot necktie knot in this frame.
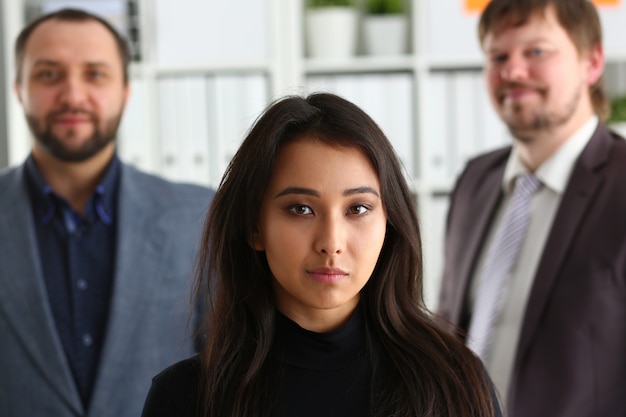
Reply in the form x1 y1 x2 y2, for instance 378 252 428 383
514 173 542 199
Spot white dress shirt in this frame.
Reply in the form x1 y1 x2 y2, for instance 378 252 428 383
468 116 599 409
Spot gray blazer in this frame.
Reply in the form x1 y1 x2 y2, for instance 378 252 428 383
0 161 213 417
437 123 626 417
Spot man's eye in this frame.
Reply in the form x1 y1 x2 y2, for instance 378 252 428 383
491 54 507 64
89 70 106 80
289 205 313 215
37 70 58 80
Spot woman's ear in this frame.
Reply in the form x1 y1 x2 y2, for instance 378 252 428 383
249 231 264 251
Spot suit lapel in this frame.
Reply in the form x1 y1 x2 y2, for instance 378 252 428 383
0 166 83 413
514 125 611 376
446 152 509 326
88 165 169 412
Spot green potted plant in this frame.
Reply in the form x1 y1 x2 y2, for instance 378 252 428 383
306 0 359 59
365 0 404 14
608 95 626 137
362 0 409 56
308 0 355 6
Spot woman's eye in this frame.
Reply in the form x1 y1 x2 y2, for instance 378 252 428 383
289 205 313 215
348 205 369 215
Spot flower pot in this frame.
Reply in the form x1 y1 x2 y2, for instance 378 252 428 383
363 14 408 56
306 7 359 59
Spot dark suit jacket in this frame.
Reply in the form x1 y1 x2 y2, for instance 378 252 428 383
0 160 213 417
437 123 626 417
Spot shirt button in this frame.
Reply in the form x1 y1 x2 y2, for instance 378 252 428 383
82 334 93 347
77 279 88 290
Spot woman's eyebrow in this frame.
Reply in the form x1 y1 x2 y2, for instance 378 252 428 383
344 186 380 198
274 186 379 199
274 187 320 198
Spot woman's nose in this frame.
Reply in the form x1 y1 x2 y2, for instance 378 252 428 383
314 215 345 256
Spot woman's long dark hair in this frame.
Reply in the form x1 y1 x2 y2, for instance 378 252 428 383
194 93 495 417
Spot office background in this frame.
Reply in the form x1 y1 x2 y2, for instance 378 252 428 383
1 0 626 308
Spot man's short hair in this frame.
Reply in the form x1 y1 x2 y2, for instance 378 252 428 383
14 8 131 84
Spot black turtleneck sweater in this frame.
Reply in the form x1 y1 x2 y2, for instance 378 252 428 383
141 309 501 417
141 309 371 417
273 308 371 416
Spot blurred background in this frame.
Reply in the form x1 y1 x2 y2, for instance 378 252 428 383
1 0 626 308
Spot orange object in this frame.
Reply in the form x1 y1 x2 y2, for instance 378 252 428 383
466 0 620 13
593 0 620 5
465 0 490 13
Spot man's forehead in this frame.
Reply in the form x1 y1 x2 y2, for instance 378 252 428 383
26 18 117 52
487 7 551 38
23 19 120 65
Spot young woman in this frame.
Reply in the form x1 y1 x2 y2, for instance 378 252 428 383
141 93 502 417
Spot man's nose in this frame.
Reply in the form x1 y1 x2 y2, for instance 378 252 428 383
500 54 529 81
58 77 88 107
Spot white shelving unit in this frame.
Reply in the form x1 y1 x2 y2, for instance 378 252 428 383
1 0 30 166
2 0 626 308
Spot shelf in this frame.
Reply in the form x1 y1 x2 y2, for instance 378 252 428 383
605 52 626 62
304 55 416 75
130 61 272 78
425 56 484 71
304 55 487 74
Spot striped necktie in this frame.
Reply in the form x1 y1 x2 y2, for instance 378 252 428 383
467 172 542 361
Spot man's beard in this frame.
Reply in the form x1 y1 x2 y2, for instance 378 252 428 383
26 108 123 162
498 82 582 143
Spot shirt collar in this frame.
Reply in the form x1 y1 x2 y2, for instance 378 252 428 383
24 154 121 226
502 116 598 195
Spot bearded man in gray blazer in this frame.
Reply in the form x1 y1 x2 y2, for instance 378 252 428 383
437 0 626 416
0 8 213 417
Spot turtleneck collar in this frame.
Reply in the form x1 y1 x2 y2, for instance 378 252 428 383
274 306 367 371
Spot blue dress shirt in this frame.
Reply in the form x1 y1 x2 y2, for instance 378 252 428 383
24 155 120 407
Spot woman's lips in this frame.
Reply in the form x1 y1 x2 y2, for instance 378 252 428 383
307 267 348 283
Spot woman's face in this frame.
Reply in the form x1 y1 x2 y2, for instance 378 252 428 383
253 137 387 332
